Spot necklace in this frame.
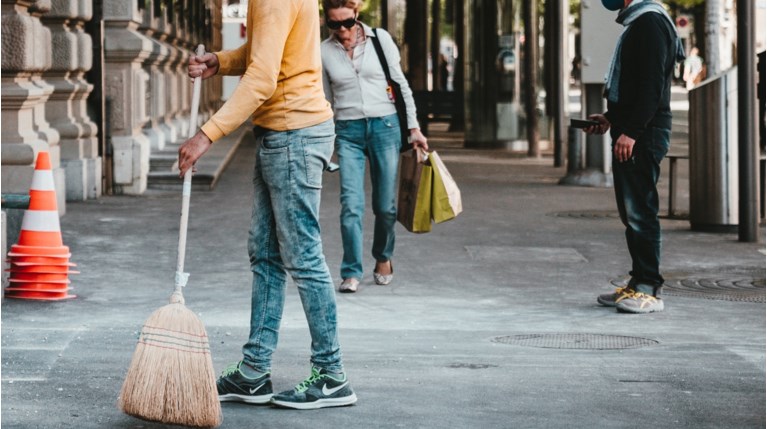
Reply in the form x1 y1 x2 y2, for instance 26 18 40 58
342 24 365 52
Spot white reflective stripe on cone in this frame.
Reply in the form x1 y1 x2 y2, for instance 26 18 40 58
21 210 61 232
30 170 56 191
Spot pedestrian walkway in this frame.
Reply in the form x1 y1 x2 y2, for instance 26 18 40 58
1 126 764 428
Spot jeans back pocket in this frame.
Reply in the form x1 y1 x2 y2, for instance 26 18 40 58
302 135 334 188
260 131 290 151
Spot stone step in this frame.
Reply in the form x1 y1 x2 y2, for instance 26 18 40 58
147 171 216 191
147 124 249 191
149 153 179 172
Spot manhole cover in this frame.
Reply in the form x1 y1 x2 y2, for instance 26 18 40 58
492 334 658 350
550 211 619 220
666 277 765 302
610 274 766 303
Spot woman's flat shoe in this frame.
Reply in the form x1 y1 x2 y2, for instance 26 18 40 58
373 261 393 285
339 278 359 293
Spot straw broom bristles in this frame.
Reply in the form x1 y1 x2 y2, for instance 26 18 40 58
119 296 221 428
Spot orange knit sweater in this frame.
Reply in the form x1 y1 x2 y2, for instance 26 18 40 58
201 0 333 142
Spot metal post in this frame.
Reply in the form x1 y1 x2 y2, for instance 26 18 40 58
552 0 567 167
559 84 612 187
584 84 606 170
566 126 582 174
758 51 766 221
737 0 758 242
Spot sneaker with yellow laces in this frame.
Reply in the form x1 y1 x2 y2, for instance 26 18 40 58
616 292 664 314
597 286 635 307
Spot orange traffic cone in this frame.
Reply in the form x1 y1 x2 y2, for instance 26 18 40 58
5 151 77 301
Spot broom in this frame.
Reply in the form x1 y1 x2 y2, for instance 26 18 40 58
118 44 221 428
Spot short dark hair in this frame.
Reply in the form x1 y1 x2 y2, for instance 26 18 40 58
322 0 361 16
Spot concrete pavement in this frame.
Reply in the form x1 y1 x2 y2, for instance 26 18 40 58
2 121 765 428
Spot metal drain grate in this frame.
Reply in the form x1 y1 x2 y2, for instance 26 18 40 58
665 277 765 302
611 273 766 303
492 334 658 350
550 210 619 220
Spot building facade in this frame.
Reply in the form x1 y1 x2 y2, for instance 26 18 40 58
1 0 223 213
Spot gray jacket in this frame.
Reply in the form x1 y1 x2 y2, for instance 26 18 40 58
321 23 419 129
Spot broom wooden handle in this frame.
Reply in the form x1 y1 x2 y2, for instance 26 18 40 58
173 44 206 300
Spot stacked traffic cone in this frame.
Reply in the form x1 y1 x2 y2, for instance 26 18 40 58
5 151 77 300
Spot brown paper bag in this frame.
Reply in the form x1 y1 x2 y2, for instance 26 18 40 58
429 151 462 223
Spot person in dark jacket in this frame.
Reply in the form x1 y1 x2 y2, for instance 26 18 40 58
584 0 684 314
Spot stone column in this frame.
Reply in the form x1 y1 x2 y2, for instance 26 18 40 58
172 0 192 137
159 0 181 139
195 1 222 125
138 0 169 151
74 0 101 198
103 0 152 195
1 0 66 214
28 2 60 150
41 0 101 202
156 1 179 144
209 0 223 114
162 0 223 139
163 33 182 140
200 3 213 122
170 36 191 138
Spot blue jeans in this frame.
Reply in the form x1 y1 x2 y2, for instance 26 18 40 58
242 119 343 374
611 127 670 292
335 113 401 280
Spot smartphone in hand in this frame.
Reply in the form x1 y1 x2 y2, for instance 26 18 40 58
570 118 600 129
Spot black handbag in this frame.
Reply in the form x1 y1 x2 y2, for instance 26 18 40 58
370 28 411 153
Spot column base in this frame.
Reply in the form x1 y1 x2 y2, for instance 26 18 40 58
112 134 150 195
559 169 614 188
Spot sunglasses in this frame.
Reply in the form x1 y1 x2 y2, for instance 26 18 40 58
326 17 357 30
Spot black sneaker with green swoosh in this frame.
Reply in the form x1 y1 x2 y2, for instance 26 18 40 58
217 361 273 404
271 367 357 410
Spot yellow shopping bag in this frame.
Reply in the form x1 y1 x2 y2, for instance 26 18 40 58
429 151 462 223
397 150 433 233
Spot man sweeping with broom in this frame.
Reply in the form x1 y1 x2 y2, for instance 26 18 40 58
178 0 357 410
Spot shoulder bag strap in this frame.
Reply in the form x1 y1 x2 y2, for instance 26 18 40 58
370 28 393 83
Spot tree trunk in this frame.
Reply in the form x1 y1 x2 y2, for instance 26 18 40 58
405 0 429 90
430 0 441 91
523 0 539 157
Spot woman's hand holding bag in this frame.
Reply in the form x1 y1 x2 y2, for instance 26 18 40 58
397 148 462 233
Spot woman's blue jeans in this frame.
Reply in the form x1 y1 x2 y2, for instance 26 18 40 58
242 119 343 374
611 127 670 292
335 113 401 280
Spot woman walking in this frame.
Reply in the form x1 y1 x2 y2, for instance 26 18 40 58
321 0 428 293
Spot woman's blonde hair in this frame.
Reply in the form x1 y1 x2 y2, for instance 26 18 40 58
322 0 361 15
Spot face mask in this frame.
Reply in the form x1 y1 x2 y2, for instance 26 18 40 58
601 0 624 11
